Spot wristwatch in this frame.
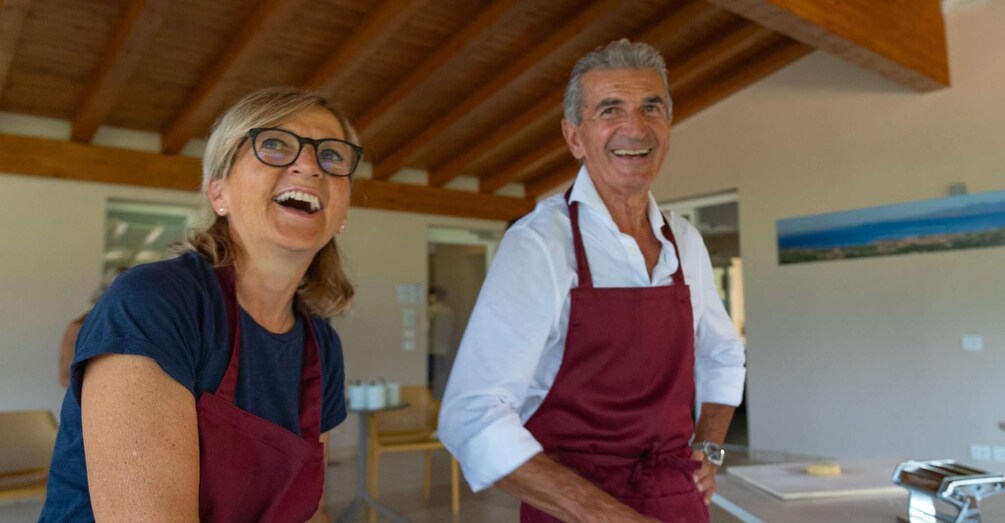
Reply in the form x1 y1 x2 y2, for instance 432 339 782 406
690 441 725 466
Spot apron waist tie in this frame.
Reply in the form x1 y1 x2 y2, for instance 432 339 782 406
629 447 698 485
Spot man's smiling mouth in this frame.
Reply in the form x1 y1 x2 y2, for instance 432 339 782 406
611 148 653 158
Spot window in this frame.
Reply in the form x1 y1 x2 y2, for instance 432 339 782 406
103 200 197 281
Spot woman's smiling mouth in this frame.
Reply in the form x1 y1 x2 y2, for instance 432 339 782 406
272 190 321 214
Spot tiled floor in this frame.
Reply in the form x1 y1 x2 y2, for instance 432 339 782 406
4 451 740 522
326 451 518 522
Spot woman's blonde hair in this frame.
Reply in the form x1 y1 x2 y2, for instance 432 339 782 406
188 87 357 318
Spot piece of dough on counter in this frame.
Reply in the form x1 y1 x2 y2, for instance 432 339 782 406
806 462 842 477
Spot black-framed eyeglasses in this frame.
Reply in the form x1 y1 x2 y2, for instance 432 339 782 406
245 128 363 177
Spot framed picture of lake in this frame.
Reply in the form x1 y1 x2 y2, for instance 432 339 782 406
777 189 1005 264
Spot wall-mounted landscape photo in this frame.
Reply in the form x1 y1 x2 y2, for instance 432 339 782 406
777 189 1005 264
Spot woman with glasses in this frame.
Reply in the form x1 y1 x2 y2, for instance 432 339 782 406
41 87 362 522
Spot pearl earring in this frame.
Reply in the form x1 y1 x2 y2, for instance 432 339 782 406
218 208 226 216
338 223 346 233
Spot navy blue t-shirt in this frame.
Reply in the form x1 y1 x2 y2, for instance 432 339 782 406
40 251 347 522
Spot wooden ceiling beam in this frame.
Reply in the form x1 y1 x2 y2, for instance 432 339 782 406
354 0 520 139
704 0 948 91
428 0 714 188
479 135 569 194
0 133 532 221
634 0 720 49
524 158 579 199
0 133 202 191
303 0 426 95
673 36 812 123
666 22 775 93
352 179 533 221
429 90 564 188
0 0 32 99
371 0 623 181
160 0 308 154
71 0 170 143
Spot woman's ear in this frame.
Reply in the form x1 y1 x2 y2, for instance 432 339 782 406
208 178 228 216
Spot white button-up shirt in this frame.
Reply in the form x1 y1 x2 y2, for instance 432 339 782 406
438 167 747 492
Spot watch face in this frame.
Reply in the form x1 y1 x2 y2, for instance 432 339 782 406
704 443 724 465
708 450 724 465
691 441 724 465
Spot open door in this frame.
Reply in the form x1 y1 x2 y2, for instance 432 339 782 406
426 226 500 399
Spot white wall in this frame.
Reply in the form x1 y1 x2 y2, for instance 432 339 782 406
0 174 200 415
0 171 503 453
329 208 502 450
651 1 1005 462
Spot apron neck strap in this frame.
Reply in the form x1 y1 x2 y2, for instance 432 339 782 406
564 188 594 289
298 315 322 441
214 265 242 400
213 265 322 440
565 187 686 287
660 218 686 286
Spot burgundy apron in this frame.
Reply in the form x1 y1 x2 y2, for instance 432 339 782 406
196 266 325 523
520 194 708 522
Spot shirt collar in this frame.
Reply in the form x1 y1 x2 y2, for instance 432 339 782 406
569 165 669 242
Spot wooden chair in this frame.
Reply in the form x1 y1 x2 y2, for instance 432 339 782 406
367 386 459 521
0 410 58 502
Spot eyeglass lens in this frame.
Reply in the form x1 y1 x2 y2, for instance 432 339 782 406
253 129 358 176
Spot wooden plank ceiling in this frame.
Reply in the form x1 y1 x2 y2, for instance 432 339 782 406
0 0 948 221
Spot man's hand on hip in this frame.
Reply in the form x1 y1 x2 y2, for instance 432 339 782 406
691 449 717 505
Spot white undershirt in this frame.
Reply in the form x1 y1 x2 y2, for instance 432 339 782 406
438 167 747 492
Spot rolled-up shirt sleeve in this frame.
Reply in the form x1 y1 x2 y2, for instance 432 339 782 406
438 223 566 492
691 231 746 407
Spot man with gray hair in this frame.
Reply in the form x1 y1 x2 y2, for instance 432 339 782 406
439 39 746 522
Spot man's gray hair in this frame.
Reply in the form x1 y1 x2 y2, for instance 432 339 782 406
563 38 671 125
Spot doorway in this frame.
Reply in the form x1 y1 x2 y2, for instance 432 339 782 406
660 192 747 447
426 226 501 399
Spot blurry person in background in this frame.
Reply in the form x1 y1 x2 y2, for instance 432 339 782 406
41 87 362 523
57 315 84 389
427 286 455 399
58 267 127 388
